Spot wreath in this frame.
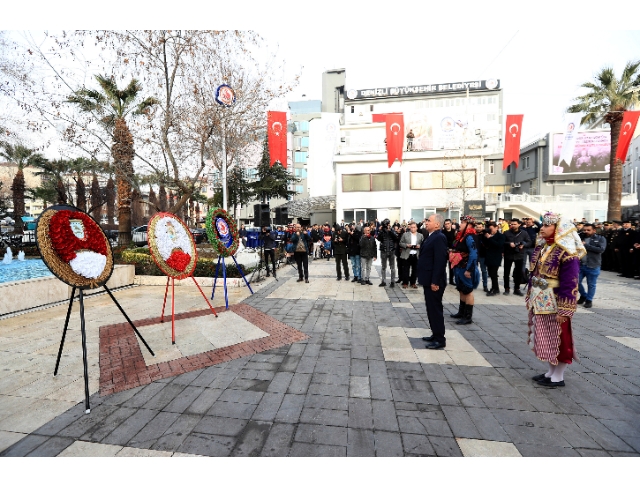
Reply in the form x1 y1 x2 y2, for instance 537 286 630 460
205 207 238 257
147 212 198 280
36 205 114 289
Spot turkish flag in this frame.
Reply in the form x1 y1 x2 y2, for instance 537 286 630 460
503 114 524 170
385 113 404 168
267 111 287 168
615 111 640 163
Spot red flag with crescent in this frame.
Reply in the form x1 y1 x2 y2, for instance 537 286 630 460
503 114 524 170
267 111 287 168
385 113 404 168
615 111 640 163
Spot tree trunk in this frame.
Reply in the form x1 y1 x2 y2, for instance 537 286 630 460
112 117 135 246
10 168 25 234
607 114 624 221
149 186 158 215
76 174 87 212
158 184 167 212
90 174 102 222
106 177 115 225
131 189 142 227
56 178 67 205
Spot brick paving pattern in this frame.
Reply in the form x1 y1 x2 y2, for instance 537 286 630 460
1 258 640 457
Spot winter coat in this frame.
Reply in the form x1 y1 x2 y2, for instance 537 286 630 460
359 234 377 259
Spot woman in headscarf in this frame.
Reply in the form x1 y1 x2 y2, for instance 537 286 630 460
449 215 480 324
526 212 585 388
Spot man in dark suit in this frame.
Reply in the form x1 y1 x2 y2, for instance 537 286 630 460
418 214 449 349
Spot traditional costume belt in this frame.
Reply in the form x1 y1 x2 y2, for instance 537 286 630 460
530 276 559 290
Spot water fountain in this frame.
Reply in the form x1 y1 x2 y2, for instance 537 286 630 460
18 250 25 261
1 247 13 265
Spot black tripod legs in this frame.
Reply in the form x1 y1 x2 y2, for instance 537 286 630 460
54 286 76 376
103 285 155 356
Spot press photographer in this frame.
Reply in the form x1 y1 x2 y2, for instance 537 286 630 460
261 225 277 278
376 218 399 287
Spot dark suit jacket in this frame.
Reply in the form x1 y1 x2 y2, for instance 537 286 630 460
417 229 449 287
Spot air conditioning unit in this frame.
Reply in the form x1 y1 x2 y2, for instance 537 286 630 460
511 183 521 188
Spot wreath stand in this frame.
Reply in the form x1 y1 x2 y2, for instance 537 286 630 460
210 254 254 310
160 276 218 344
54 285 155 414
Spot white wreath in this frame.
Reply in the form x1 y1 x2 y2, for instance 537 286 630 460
154 216 193 261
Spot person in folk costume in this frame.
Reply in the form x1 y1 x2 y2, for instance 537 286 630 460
527 212 585 388
449 215 481 325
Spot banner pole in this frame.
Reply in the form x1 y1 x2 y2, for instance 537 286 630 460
171 277 176 345
103 285 154 356
231 254 254 294
222 258 229 309
78 288 91 414
191 276 218 317
211 255 222 300
160 276 170 322
54 286 76 376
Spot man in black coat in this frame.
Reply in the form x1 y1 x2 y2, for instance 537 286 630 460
333 226 350 281
418 214 449 350
502 218 532 296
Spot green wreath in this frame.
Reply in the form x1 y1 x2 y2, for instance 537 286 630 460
205 207 239 257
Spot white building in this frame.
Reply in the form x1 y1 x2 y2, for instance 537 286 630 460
309 76 504 224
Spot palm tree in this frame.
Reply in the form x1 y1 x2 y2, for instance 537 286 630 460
568 61 640 221
0 142 46 234
67 74 158 245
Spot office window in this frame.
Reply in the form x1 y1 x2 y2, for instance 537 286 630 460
598 181 607 193
296 185 304 193
343 173 400 192
344 210 355 222
294 151 308 163
294 168 308 178
350 106 355 113
506 164 512 174
301 137 309 148
370 105 374 112
343 174 371 192
564 180 574 185
372 173 400 191
410 170 476 190
299 121 309 131
489 162 495 175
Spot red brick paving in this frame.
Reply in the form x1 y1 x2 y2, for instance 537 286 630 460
98 303 309 396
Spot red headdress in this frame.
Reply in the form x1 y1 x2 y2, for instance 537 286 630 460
455 215 477 242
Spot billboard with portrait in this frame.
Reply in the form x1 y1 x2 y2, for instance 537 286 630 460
550 130 610 175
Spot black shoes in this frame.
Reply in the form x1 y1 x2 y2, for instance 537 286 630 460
503 289 510 295
297 278 304 282
450 300 465 318
532 374 547 382
577 296 586 305
486 289 498 296
351 277 358 282
537 378 565 387
425 340 446 350
379 282 386 287
390 282 395 288
455 304 473 325
361 280 367 285
337 277 342 281
513 289 524 296
483 287 489 293
422 336 435 342
584 300 593 308
305 279 309 283
366 280 373 285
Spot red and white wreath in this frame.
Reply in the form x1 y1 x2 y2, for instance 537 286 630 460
152 215 194 273
48 210 109 279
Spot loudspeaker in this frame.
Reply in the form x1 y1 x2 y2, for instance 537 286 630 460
275 207 289 225
253 203 270 227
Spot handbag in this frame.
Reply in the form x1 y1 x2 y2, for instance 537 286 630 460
529 285 558 314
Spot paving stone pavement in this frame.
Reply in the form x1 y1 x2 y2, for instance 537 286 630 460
1 257 640 457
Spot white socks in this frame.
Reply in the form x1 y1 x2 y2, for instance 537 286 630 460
545 363 555 378
550 363 568 383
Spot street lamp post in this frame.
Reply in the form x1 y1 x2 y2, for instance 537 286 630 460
215 84 236 211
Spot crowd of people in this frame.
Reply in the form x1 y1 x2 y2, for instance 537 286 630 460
250 211 632 389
